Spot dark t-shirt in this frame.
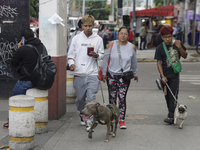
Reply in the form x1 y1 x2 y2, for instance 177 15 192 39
154 42 186 79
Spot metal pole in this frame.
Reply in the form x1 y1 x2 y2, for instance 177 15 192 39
192 0 197 45
82 0 85 16
112 0 114 17
79 0 80 16
117 0 123 27
132 0 136 44
184 0 189 45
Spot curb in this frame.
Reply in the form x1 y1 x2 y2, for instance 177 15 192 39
137 58 156 62
137 58 199 62
182 58 198 62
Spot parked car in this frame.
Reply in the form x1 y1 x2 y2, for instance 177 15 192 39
97 23 116 41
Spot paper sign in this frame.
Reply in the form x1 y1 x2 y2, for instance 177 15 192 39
48 13 65 26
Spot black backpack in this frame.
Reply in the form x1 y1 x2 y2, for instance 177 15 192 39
23 44 57 90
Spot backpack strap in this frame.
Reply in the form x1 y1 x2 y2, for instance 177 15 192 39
162 42 172 63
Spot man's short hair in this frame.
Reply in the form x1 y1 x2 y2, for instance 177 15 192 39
21 28 34 40
81 15 95 24
177 22 180 25
160 25 174 36
78 19 83 28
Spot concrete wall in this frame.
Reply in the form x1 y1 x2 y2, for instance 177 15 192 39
39 0 67 120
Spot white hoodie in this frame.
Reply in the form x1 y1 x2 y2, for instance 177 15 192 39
68 31 104 76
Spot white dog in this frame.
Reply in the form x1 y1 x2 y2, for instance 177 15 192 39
174 103 187 129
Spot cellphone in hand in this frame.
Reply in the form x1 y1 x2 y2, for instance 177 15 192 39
22 37 25 45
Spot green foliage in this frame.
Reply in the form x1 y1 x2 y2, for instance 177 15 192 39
76 1 116 20
136 0 144 7
86 2 110 20
30 0 39 19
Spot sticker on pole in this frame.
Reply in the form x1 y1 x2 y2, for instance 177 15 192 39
48 13 65 26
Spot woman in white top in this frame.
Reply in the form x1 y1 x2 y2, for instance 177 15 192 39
102 26 138 129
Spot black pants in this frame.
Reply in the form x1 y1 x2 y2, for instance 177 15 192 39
103 38 108 49
162 75 179 118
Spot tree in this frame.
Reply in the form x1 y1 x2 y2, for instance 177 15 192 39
30 0 39 19
75 0 115 20
136 0 144 7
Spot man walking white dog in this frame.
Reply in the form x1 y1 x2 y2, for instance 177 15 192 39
68 15 104 131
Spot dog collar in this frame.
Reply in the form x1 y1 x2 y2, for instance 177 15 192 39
95 107 109 120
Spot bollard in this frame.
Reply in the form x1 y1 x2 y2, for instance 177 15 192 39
9 95 35 150
66 70 76 104
26 88 48 134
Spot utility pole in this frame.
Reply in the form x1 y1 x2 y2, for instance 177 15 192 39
132 0 136 44
192 0 197 45
146 0 148 9
82 0 85 16
178 1 184 33
117 0 123 27
184 0 189 46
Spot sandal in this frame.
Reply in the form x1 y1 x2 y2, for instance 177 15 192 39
3 122 9 129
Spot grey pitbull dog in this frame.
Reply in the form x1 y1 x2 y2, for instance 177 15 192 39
82 102 120 142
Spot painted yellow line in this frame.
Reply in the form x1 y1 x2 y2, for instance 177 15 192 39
66 97 76 100
9 106 34 112
35 122 47 127
66 78 74 81
10 136 34 142
35 97 48 101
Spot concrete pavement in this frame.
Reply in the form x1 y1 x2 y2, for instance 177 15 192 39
0 46 199 150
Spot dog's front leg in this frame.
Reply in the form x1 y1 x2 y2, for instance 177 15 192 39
179 119 185 129
88 122 98 140
105 121 111 142
174 117 177 125
112 118 118 137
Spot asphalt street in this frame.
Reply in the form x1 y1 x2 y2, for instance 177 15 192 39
0 49 200 150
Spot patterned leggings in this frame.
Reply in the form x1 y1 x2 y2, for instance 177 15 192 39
106 72 130 120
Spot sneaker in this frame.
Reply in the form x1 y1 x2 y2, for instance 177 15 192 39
164 118 174 124
86 120 94 132
79 113 86 126
156 79 162 90
119 120 126 129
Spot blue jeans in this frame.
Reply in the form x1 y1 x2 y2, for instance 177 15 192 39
13 80 34 95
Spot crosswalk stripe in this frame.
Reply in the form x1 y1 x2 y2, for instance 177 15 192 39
180 75 200 85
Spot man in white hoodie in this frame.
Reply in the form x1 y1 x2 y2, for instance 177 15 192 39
68 15 104 131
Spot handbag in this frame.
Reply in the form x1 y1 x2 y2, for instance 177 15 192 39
116 40 134 80
98 41 114 81
162 42 182 74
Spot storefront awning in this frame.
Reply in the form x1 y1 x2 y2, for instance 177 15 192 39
130 5 178 17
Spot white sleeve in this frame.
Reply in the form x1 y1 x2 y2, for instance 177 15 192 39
68 38 76 66
97 38 104 60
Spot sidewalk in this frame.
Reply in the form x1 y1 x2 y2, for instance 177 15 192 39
0 45 199 150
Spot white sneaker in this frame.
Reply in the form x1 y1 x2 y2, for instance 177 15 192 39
86 120 94 132
156 79 162 90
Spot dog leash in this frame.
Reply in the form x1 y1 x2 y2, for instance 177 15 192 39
96 61 106 106
165 83 177 101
